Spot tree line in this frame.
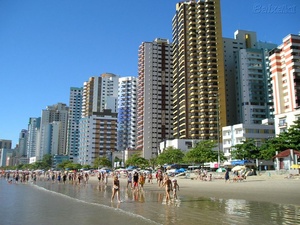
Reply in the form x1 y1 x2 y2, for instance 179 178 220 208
2 120 299 171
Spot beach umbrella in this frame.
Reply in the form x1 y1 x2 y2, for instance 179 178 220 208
216 168 226 172
290 164 300 169
231 165 246 172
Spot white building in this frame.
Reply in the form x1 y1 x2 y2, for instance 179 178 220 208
117 77 137 153
274 110 300 134
222 119 275 160
26 117 41 159
159 139 197 154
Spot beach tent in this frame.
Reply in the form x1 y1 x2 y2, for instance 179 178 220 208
216 168 226 172
231 165 246 172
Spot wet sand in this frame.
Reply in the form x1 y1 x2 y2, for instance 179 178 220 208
90 172 300 206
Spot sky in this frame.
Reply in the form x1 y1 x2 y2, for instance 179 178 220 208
0 0 299 146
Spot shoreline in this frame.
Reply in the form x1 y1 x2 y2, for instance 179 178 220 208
89 172 300 206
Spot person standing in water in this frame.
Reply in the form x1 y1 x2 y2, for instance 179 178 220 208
172 179 180 200
162 175 172 202
111 176 121 203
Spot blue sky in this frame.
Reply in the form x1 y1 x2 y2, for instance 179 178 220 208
0 0 299 146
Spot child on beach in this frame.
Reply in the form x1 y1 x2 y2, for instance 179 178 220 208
172 179 180 200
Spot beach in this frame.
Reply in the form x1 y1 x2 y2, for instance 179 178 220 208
1 171 299 225
97 171 300 206
153 173 300 205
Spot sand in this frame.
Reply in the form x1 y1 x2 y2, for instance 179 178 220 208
90 171 300 206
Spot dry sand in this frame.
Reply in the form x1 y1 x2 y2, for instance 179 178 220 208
90 171 300 206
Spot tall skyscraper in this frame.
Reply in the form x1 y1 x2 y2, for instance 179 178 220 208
66 87 83 162
223 30 277 125
78 73 119 165
39 103 69 159
136 38 173 159
26 117 41 158
18 129 28 157
269 34 300 133
117 77 137 152
223 30 257 125
172 0 226 142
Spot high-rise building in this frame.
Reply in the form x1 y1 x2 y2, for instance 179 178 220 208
136 38 174 159
18 129 28 157
66 87 83 162
78 73 119 165
27 117 41 158
172 0 226 141
117 77 137 152
78 110 117 165
223 30 277 125
82 73 119 118
223 30 257 125
0 139 12 149
269 34 300 134
39 103 69 159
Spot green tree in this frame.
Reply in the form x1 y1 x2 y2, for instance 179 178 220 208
41 154 53 169
93 157 111 168
184 140 218 164
231 139 260 160
258 119 300 159
259 139 277 160
126 153 149 169
82 164 92 170
156 147 184 165
149 157 157 169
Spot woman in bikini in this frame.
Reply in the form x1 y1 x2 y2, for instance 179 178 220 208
111 176 121 203
162 175 172 202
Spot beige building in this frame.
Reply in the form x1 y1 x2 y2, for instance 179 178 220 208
78 73 119 165
172 0 226 142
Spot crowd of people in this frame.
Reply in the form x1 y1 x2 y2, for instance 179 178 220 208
0 169 94 185
1 169 181 204
111 170 180 203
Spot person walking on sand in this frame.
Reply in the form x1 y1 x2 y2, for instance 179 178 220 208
139 173 146 190
162 175 172 202
225 169 230 183
127 172 132 188
111 176 121 203
133 171 139 190
172 179 180 200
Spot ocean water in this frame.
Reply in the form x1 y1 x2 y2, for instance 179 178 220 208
0 178 299 225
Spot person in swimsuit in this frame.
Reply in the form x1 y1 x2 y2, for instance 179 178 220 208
127 172 132 188
162 175 172 202
133 171 139 190
111 176 121 203
172 179 180 200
